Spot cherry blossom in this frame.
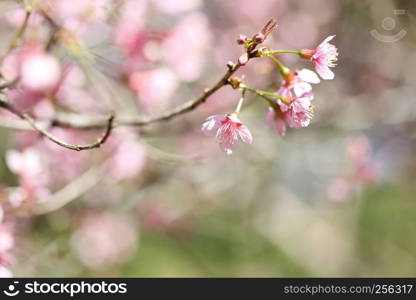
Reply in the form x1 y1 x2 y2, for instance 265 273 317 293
277 68 320 99
266 108 288 137
20 51 61 91
273 69 319 129
202 114 253 154
301 35 338 80
71 212 137 271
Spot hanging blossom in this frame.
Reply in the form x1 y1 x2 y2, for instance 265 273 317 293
300 36 339 80
270 69 320 132
201 114 252 154
266 108 289 137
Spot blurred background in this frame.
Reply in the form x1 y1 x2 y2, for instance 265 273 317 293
0 0 415 277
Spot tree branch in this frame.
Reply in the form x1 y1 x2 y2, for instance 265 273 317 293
0 6 31 64
0 17 278 152
22 112 114 151
50 61 242 129
0 96 114 151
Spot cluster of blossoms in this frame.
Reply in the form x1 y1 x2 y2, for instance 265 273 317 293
202 28 339 154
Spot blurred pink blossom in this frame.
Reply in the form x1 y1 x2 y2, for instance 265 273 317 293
44 0 112 32
1 50 21 81
0 223 15 277
6 147 50 204
71 212 137 270
21 51 61 91
151 0 202 15
54 66 101 114
0 266 13 278
129 68 178 113
5 5 44 27
108 132 147 181
347 136 379 184
162 12 212 81
328 136 380 202
1 46 61 92
114 0 148 64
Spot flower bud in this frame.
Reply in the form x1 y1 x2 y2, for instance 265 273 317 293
236 34 247 45
238 52 249 66
253 33 265 43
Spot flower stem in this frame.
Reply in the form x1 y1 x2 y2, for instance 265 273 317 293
235 96 244 114
269 50 300 55
239 85 289 107
268 55 290 77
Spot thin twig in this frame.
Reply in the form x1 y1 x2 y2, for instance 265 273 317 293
22 112 114 151
0 96 114 151
50 62 241 129
0 7 31 64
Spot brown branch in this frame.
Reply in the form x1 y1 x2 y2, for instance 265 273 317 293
22 112 114 151
0 60 241 133
47 18 278 130
0 17 277 152
50 61 241 129
0 96 114 151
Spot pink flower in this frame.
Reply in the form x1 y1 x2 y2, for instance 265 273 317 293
20 51 61 91
283 92 315 128
71 212 137 270
275 69 319 129
108 131 147 181
278 68 320 99
202 114 252 154
45 0 112 32
0 266 12 278
129 68 178 113
346 136 379 184
301 35 338 80
266 108 288 136
162 12 212 81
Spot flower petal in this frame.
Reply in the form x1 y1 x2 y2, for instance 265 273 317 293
319 35 336 46
297 68 320 84
201 115 225 136
217 123 238 154
315 63 335 80
293 81 312 97
237 124 253 144
267 110 287 137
